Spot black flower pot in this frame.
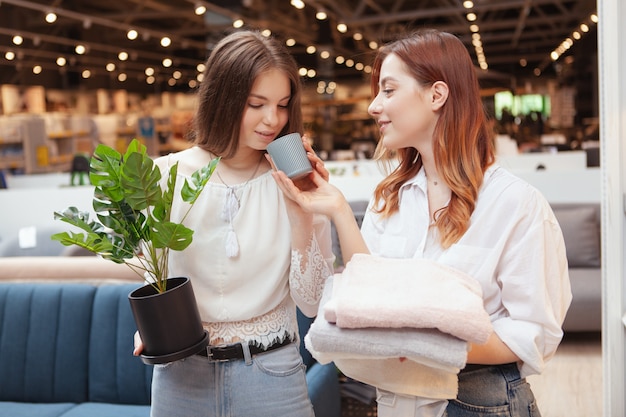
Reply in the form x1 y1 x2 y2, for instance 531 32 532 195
128 276 208 365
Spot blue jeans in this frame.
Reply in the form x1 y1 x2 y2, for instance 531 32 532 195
445 363 541 417
150 342 314 417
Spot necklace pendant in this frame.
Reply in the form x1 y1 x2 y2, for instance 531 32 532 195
221 187 240 222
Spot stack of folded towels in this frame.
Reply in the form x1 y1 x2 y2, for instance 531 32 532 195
305 253 493 399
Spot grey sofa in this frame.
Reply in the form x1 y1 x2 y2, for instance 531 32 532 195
551 202 602 332
0 279 341 417
334 201 602 333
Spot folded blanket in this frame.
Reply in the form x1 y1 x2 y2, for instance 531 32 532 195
324 254 493 344
333 357 459 399
306 277 468 371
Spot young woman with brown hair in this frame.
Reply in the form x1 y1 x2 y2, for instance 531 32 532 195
134 30 334 417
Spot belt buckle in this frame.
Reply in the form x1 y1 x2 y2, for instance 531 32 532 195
205 346 231 362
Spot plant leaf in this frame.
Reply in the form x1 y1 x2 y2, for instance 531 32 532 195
151 221 194 251
90 145 124 202
154 162 178 223
122 152 163 211
181 157 220 204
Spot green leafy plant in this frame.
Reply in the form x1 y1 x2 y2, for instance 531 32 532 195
52 138 220 293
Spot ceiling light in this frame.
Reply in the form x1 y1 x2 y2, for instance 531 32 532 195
45 12 57 23
82 70 91 79
162 58 173 67
12 35 23 45
145 67 155 76
463 1 474 8
337 23 348 33
285 38 296 47
335 56 345 64
33 65 42 74
127 29 138 40
368 41 378 50
466 13 477 22
173 70 182 79
469 24 479 32
168 78 176 86
320 50 330 59
75 44 86 54
160 37 172 47
306 45 316 54
580 23 589 32
196 63 206 72
355 62 364 71
56 57 66 66
345 59 354 67
118 51 129 61
519 58 527 67
298 67 307 76
261 29 271 37
306 69 316 77
590 14 598 23
5 51 15 60
194 4 206 15
118 73 127 82
316 10 327 20
106 62 116 72
233 19 244 28
353 33 363 41
290 0 305 10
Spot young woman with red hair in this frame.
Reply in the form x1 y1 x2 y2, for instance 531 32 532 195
272 29 571 417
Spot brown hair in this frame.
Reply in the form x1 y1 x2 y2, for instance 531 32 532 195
370 29 495 248
194 30 303 158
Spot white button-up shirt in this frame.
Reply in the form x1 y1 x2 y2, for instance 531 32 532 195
360 164 572 377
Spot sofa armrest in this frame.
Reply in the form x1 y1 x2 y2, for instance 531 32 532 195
0 256 142 283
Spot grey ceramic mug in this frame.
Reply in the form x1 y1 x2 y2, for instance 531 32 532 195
266 133 313 179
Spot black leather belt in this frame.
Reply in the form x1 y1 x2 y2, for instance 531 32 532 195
461 362 516 373
197 338 292 361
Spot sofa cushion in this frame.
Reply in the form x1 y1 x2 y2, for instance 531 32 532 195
0 402 76 417
56 402 150 417
0 284 95 403
552 205 601 268
88 284 152 405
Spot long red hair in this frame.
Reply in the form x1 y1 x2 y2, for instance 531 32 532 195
370 29 495 248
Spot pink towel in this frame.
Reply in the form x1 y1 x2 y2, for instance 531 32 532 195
324 254 493 344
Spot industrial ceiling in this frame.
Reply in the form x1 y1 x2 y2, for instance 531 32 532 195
0 0 598 93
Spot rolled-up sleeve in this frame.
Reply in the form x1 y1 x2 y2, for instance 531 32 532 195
492 202 572 377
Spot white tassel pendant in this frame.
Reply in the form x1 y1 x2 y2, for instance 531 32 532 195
221 187 240 258
225 227 239 258
221 187 240 221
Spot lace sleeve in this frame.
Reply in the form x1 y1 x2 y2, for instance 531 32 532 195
290 215 334 317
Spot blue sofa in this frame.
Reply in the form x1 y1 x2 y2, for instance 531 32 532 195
0 282 341 417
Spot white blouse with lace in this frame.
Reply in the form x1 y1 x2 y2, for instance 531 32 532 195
154 148 334 348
